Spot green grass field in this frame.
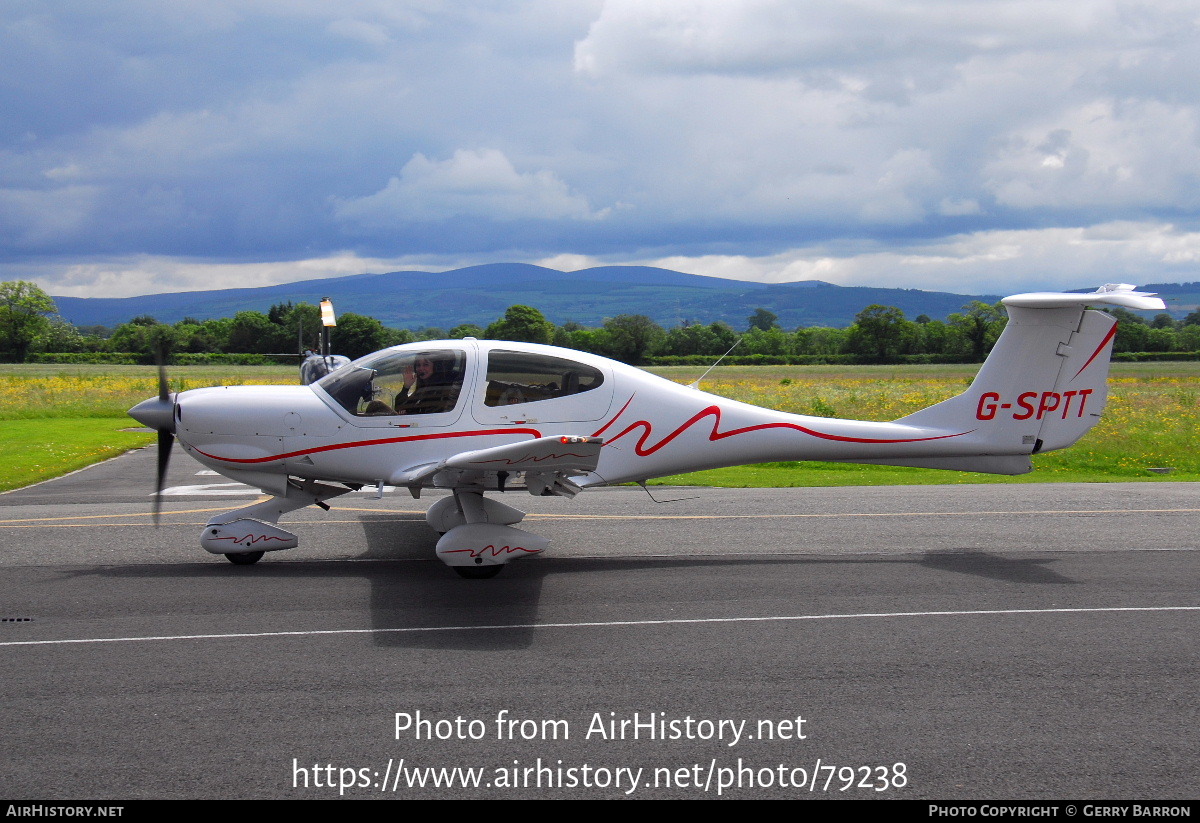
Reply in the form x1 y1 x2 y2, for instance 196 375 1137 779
646 361 1200 486
0 364 297 492
0 361 1196 492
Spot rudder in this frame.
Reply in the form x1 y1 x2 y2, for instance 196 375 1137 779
1033 308 1117 452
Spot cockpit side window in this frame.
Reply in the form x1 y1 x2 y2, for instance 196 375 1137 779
318 349 465 416
484 350 604 407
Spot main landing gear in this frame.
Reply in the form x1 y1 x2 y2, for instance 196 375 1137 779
453 564 505 580
428 489 549 578
202 483 549 578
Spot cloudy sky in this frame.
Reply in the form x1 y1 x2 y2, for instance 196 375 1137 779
3 0 1199 298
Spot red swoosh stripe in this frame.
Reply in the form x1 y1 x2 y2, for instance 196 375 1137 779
210 534 290 546
193 427 543 465
591 395 635 438
593 398 968 457
1071 323 1118 381
470 452 593 465
442 545 543 558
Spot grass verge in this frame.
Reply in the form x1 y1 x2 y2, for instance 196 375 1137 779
648 461 1200 488
0 362 1196 490
0 418 154 493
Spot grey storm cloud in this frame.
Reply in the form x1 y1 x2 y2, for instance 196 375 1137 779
2 0 1198 296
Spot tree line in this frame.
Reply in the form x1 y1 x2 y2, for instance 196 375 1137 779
3 280 1199 366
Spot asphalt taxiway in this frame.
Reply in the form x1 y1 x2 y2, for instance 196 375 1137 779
1 445 1197 799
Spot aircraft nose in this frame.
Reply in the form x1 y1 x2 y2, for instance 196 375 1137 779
129 395 176 433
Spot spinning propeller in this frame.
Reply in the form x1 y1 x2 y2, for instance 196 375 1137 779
127 347 176 523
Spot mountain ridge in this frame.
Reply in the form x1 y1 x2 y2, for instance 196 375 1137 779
50 262 1134 330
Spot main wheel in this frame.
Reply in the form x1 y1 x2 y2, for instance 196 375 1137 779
225 551 264 565
454 565 504 579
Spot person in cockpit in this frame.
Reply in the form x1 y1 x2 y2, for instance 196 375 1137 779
394 354 459 415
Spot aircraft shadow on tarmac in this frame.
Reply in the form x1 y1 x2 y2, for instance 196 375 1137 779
61 528 1081 652
917 549 1079 585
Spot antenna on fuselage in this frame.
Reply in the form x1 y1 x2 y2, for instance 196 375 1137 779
687 337 742 390
636 480 700 504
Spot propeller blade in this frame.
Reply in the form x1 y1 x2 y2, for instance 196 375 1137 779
151 337 173 525
154 428 174 525
156 336 170 402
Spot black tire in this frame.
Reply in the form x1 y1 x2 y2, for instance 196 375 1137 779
225 551 265 566
453 565 504 579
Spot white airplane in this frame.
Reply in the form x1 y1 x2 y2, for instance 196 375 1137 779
129 284 1164 578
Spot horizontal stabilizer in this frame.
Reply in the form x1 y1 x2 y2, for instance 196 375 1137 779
1003 284 1165 312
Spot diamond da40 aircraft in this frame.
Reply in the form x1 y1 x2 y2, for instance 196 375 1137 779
129 284 1163 578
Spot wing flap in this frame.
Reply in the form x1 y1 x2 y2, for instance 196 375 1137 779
389 436 604 487
444 435 604 473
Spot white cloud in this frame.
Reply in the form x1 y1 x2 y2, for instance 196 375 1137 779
16 252 442 299
542 221 1200 295
573 1 1129 83
565 0 1200 227
984 100 1200 210
15 220 1200 301
333 149 609 226
535 253 602 272
3 1 1200 298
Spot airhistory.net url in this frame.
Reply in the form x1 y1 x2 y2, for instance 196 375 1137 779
291 757 909 796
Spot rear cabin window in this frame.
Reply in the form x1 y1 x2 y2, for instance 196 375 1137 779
484 351 604 407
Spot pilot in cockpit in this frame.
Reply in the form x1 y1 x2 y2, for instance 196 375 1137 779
393 354 459 415
333 350 463 417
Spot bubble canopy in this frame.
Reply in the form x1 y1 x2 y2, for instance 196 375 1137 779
317 347 466 417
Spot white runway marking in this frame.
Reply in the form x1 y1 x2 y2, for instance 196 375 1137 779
158 483 258 496
2 605 1196 648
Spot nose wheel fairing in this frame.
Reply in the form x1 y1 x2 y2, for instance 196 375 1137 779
199 479 355 563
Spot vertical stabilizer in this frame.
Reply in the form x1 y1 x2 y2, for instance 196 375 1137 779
898 285 1163 455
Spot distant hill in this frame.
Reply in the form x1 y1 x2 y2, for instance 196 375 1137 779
52 262 1046 330
1141 282 1200 315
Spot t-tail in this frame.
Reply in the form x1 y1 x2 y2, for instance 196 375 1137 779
866 284 1165 475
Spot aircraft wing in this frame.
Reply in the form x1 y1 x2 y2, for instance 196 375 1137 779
390 435 604 497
